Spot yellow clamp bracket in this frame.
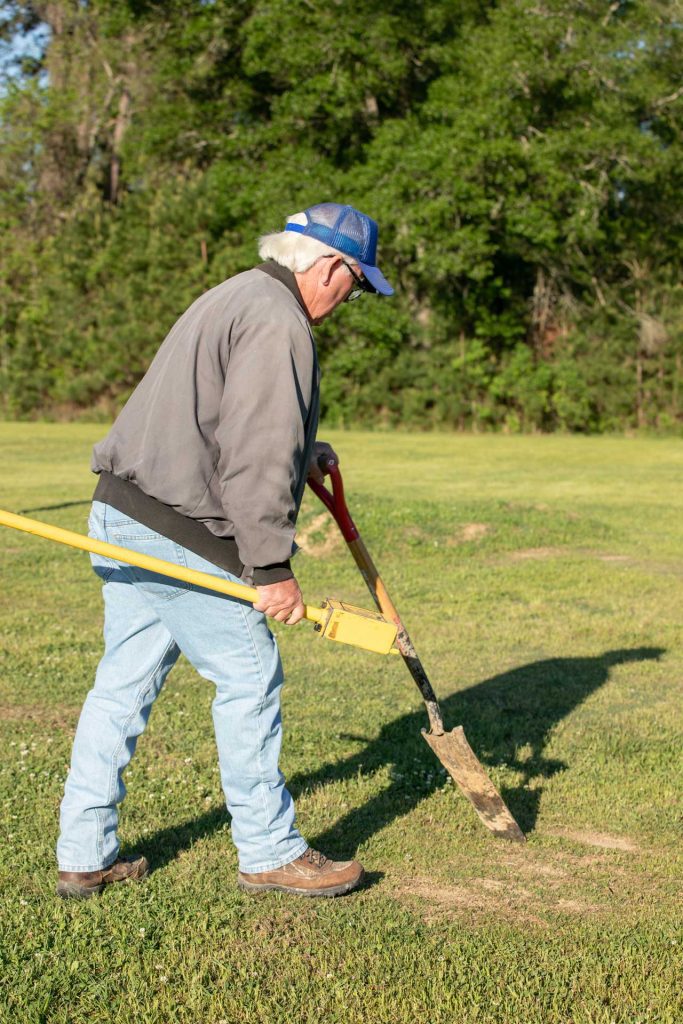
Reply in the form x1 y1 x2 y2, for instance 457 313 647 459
0 507 397 656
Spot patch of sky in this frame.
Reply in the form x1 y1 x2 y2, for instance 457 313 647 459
0 16 50 92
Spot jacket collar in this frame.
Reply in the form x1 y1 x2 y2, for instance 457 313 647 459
256 260 308 317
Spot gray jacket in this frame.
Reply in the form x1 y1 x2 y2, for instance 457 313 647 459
92 264 320 582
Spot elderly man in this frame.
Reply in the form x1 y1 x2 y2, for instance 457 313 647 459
56 203 393 900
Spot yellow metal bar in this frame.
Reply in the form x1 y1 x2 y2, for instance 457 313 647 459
0 507 328 625
0 507 399 653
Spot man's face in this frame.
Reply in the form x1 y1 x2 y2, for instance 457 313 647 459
299 257 361 325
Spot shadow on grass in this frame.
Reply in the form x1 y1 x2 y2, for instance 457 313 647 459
141 807 229 872
19 500 91 514
141 647 663 868
294 646 664 855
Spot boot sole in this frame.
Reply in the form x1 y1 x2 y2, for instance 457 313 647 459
237 868 364 898
57 881 107 900
56 864 150 900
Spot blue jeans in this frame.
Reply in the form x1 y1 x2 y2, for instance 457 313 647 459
57 501 307 874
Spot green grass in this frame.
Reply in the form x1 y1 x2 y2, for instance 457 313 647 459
1 424 682 1023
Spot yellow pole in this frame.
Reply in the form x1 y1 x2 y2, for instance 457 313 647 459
0 507 327 627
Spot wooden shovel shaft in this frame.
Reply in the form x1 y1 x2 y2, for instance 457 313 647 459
346 536 445 734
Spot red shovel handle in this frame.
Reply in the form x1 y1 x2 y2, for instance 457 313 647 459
307 458 359 542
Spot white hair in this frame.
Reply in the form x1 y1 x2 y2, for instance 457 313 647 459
258 212 348 272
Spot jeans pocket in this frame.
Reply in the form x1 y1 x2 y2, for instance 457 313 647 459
107 526 191 602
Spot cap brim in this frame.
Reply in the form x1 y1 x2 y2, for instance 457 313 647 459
358 262 394 296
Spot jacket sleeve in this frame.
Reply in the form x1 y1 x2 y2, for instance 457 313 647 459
214 307 315 585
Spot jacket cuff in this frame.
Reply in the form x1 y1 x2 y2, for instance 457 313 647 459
252 561 293 586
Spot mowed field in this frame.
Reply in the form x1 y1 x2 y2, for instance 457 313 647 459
1 424 681 1024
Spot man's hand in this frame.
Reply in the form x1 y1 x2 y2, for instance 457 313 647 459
254 577 305 625
307 440 339 485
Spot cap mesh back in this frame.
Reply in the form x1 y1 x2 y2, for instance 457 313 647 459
304 203 377 264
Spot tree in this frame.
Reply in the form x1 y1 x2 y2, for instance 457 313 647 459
0 0 681 429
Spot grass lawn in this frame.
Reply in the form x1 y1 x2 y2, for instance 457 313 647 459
1 424 681 1023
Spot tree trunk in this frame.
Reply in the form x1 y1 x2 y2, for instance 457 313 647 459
636 354 645 429
110 87 131 205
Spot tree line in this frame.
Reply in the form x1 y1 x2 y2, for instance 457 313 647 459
0 0 681 431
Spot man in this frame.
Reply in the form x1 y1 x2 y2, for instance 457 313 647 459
56 202 394 899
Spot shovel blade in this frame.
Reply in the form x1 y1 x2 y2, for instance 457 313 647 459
423 726 526 843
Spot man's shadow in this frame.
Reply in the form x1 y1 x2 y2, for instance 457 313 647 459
287 646 663 855
141 647 663 868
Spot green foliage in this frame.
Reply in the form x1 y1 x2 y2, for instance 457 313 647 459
0 0 681 429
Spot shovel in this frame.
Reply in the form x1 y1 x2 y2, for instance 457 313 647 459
308 460 526 843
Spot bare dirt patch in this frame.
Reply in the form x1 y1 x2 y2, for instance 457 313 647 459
460 523 490 542
551 828 639 852
502 852 569 880
447 523 490 546
396 869 615 926
396 875 548 928
393 840 647 926
508 546 566 560
296 514 342 558
556 898 601 914
0 703 78 730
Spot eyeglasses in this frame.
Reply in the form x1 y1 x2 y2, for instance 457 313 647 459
342 260 374 302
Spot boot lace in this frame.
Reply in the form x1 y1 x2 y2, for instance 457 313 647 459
301 848 327 868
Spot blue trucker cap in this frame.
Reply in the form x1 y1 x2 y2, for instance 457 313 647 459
284 202 394 296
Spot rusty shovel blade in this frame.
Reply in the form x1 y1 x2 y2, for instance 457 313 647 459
422 726 526 842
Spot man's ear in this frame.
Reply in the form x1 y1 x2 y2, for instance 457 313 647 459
319 256 341 286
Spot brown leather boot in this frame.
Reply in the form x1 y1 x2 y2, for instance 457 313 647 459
56 855 150 899
238 848 364 897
